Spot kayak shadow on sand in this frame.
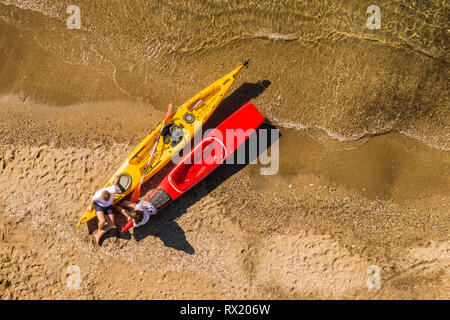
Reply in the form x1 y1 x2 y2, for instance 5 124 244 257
205 80 271 129
121 80 276 254
129 126 280 254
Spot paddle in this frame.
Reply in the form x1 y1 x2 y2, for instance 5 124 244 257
121 220 133 233
130 103 173 203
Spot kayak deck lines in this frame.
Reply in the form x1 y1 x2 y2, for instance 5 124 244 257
76 62 249 227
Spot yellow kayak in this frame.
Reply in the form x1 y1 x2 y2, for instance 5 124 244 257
76 62 247 227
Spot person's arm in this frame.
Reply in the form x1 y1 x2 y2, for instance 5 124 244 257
113 204 131 221
111 175 120 193
87 199 95 212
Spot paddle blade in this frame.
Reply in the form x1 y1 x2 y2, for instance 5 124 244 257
121 220 134 233
130 184 141 203
164 103 173 122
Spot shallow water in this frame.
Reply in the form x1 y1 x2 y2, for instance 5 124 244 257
0 0 448 150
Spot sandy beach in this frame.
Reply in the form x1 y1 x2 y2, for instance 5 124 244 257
0 1 449 299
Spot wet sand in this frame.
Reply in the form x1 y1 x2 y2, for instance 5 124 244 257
1 0 449 299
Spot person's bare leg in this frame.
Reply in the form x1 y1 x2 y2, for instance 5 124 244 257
94 211 106 245
96 211 107 230
94 212 114 245
108 213 117 229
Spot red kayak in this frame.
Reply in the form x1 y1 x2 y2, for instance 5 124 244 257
121 101 265 232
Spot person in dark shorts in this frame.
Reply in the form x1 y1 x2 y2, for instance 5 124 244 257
87 175 120 245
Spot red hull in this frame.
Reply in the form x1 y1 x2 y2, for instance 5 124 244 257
146 101 265 211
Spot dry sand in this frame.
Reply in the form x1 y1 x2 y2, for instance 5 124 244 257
0 97 448 300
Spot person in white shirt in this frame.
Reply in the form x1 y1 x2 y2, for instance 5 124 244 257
87 175 122 245
115 199 157 228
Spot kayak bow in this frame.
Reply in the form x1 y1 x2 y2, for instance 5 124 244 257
77 62 248 227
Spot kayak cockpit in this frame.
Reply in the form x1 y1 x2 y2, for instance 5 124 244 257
168 137 226 193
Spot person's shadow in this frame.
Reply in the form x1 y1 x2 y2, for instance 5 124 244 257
106 80 278 253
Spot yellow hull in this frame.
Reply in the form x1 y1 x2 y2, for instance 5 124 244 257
76 64 245 227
